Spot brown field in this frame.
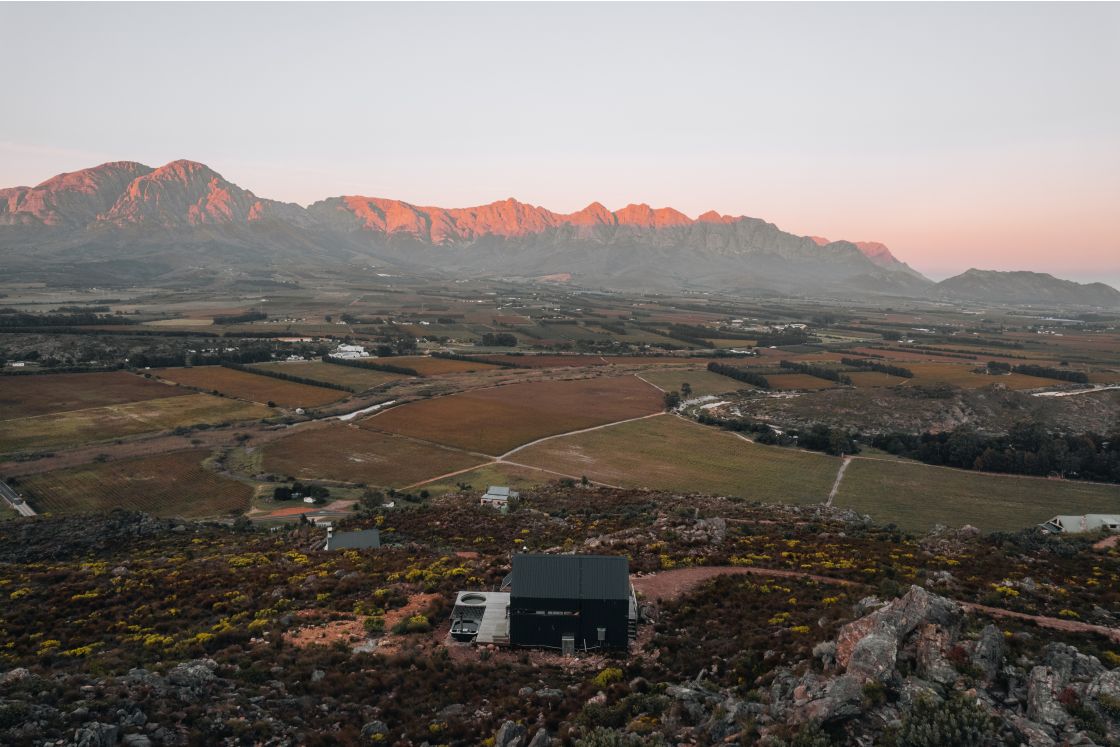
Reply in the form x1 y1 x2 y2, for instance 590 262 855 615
905 363 1062 390
250 361 406 390
766 373 837 390
1088 370 1120 384
0 371 188 420
846 371 906 388
0 394 272 454
152 366 346 407
476 354 609 369
20 449 252 517
262 424 484 486
707 339 758 349
390 356 500 376
363 375 664 455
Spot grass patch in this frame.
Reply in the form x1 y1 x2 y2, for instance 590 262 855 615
20 449 252 517
261 424 486 487
417 462 551 496
512 415 838 503
637 368 750 397
833 458 1120 533
0 394 272 454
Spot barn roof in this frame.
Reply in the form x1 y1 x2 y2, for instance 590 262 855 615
326 528 381 551
511 554 630 601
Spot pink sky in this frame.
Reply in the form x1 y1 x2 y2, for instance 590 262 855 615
1 3 1117 285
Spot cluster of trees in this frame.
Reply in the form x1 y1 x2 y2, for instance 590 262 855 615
213 311 267 325
479 332 517 347
272 482 330 502
321 356 419 377
779 359 852 384
870 422 1120 482
753 329 815 347
840 357 914 378
0 309 136 328
986 361 1012 374
1012 364 1088 383
707 361 769 388
695 411 858 455
222 362 352 392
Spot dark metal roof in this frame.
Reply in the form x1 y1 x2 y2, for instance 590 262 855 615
325 528 380 551
511 554 630 600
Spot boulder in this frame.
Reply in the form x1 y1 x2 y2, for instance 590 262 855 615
1026 666 1070 729
494 720 528 747
845 628 899 682
527 728 551 747
971 625 1004 683
914 623 957 686
1042 643 1104 684
71 722 118 747
360 721 388 739
836 586 960 670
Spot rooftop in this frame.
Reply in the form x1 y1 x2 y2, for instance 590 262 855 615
511 554 630 601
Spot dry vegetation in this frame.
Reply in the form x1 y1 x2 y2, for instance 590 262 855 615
250 360 407 390
0 394 271 454
0 371 187 420
262 423 486 487
18 449 252 517
152 366 346 408
364 375 664 455
391 355 501 376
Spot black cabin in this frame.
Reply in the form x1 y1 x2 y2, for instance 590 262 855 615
508 554 632 652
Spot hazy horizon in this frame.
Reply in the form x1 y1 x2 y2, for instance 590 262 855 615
2 2 1118 286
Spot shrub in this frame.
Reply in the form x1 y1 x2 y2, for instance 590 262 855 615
592 667 623 688
890 694 999 747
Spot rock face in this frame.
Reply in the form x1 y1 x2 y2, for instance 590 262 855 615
758 586 1120 744
0 159 939 295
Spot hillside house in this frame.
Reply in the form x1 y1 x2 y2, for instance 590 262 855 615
449 553 637 652
480 485 518 510
324 527 381 551
1039 514 1120 534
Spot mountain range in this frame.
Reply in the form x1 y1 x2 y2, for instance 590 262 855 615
1 159 1116 307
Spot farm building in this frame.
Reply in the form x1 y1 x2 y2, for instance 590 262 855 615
1039 514 1120 534
448 554 636 652
324 527 381 551
330 344 369 360
480 485 518 509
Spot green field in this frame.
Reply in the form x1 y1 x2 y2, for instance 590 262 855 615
512 414 839 504
833 458 1120 533
0 394 273 454
250 360 406 390
637 368 749 397
20 449 253 517
417 462 552 496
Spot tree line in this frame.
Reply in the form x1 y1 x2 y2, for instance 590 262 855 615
221 362 354 392
1012 364 1088 384
321 356 420 377
840 357 914 378
779 360 852 384
870 422 1120 483
707 361 770 388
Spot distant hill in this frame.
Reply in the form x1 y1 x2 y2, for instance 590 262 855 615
937 269 1120 307
2 159 1115 307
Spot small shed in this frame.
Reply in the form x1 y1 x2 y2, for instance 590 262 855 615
481 485 518 509
508 554 635 652
325 527 381 551
1040 514 1120 534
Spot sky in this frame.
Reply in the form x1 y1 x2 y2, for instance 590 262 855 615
1 2 1118 284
